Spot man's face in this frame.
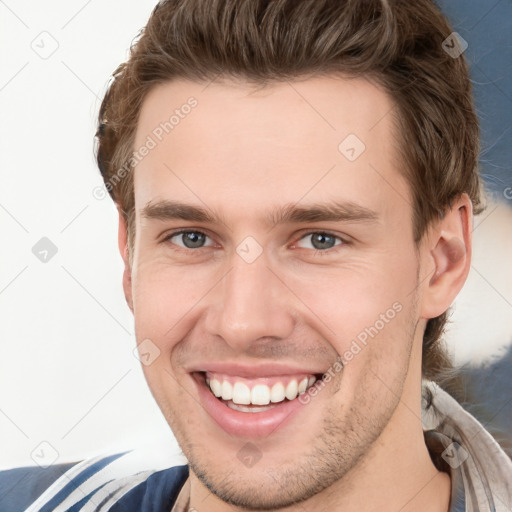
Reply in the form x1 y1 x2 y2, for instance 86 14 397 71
129 76 427 508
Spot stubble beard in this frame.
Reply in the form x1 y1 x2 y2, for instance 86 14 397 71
180 348 412 511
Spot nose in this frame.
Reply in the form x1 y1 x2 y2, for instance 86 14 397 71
204 248 295 352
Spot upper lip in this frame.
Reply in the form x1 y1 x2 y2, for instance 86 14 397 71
188 362 326 378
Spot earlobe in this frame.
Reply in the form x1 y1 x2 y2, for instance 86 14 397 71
117 207 134 313
421 195 472 319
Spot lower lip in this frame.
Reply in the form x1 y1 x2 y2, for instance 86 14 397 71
192 372 310 438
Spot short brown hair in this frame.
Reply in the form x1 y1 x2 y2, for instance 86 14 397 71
95 0 483 381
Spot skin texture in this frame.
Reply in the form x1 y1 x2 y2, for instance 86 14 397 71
118 76 472 511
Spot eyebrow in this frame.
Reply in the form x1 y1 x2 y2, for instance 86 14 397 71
141 199 379 227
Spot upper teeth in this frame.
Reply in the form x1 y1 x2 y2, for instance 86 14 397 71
206 375 317 405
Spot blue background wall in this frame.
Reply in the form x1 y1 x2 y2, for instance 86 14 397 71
439 0 512 198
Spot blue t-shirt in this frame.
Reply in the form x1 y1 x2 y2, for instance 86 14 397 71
0 454 189 512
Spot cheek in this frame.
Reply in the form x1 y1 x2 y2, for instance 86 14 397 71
286 256 416 341
131 260 211 343
286 252 418 385
130 263 199 406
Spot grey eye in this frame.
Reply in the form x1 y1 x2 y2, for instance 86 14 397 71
171 231 209 249
297 232 342 251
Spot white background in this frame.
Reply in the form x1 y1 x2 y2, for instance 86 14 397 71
1 0 511 469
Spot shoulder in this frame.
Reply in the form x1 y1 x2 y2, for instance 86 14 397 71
1 449 189 512
0 462 78 512
422 380 512 511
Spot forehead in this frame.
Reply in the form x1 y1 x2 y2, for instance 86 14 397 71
132 76 410 225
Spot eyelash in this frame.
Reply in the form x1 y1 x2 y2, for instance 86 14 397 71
162 229 347 254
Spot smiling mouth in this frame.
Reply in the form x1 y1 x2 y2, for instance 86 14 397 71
200 371 321 413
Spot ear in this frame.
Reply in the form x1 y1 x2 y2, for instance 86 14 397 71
420 194 473 320
117 206 134 313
